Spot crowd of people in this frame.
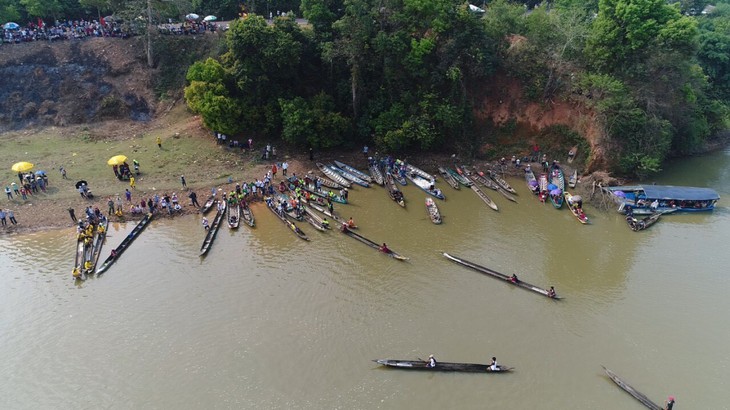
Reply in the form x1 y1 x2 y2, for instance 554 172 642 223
2 18 129 44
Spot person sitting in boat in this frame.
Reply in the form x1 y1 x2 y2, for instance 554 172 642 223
279 181 286 193
380 243 391 254
547 286 556 298
72 267 82 278
321 218 330 229
202 217 210 230
110 248 118 258
509 274 519 284
426 354 437 368
489 357 500 371
650 199 659 211
84 260 93 271
347 217 356 228
664 395 675 410
434 188 442 197
229 215 238 224
340 222 349 233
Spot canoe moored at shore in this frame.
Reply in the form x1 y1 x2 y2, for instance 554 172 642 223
72 229 88 280
443 252 560 299
388 166 408 186
438 167 460 189
602 366 662 410
200 195 216 214
334 160 373 183
486 170 517 194
626 212 662 231
525 167 539 195
84 217 109 275
606 185 720 213
340 226 408 260
449 166 473 187
306 172 349 189
200 201 226 256
405 163 437 182
241 204 255 227
568 169 578 188
227 202 240 229
548 167 565 209
96 213 153 275
373 359 512 373
469 168 499 190
385 173 406 207
328 164 370 187
316 163 351 187
406 173 445 200
367 161 385 186
425 198 442 224
265 197 310 241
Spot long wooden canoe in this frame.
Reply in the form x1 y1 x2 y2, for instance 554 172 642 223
200 195 216 214
368 162 385 186
407 173 445 200
265 197 309 241
96 213 153 275
341 228 408 260
374 359 513 373
564 192 589 224
241 204 255 227
334 160 373 183
303 205 331 230
425 198 442 224
602 366 662 410
305 172 349 189
389 166 408 186
568 169 578 188
525 168 539 195
200 201 226 256
438 167 460 190
470 168 499 190
449 167 473 187
298 185 347 204
626 212 662 231
328 164 370 187
443 253 560 299
487 170 517 194
405 163 437 181
305 200 347 225
385 173 405 207
72 230 87 279
469 184 499 211
84 217 109 275
227 202 240 229
316 163 351 187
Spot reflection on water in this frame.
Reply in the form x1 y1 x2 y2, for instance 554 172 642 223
1 155 729 408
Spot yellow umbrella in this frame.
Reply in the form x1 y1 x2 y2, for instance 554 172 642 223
107 155 128 166
11 161 34 173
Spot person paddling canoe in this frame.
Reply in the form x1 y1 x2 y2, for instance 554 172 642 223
426 355 437 368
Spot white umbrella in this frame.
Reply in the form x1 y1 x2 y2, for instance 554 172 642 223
185 13 200 20
203 15 217 22
3 22 20 30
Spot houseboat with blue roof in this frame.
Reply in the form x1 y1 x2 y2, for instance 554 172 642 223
605 185 720 214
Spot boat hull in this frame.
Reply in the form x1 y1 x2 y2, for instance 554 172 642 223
374 359 512 373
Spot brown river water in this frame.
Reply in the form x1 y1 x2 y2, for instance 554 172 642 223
1 151 729 409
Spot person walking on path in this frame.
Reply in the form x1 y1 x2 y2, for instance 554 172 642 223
0 209 6 226
5 186 12 200
272 163 278 178
181 175 187 189
60 166 67 179
129 176 136 189
125 189 132 202
11 182 19 196
282 161 288 176
68 207 77 222
156 136 162 149
7 209 16 225
133 159 140 175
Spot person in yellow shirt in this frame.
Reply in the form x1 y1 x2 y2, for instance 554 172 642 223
130 176 136 189
156 136 162 148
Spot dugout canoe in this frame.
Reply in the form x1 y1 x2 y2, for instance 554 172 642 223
200 201 226 256
470 168 499 190
405 163 437 181
303 205 332 230
305 200 348 225
227 202 240 229
305 172 349 189
389 166 408 186
328 164 370 187
341 227 408 261
374 359 512 373
564 192 589 224
96 213 153 275
487 170 517 194
385 173 406 207
602 366 662 410
201 195 216 214
449 166 473 187
407 173 445 200
316 163 351 187
72 230 88 280
626 212 662 232
241 204 255 227
425 198 442 224
525 168 539 195
265 197 309 241
334 160 373 183
368 162 385 186
568 169 578 188
85 217 109 275
438 167 460 190
443 252 560 299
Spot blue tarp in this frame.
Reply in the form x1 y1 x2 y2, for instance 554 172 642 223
622 185 720 201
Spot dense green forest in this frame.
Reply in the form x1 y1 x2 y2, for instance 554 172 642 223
4 0 730 175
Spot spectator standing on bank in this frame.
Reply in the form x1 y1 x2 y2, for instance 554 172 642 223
156 136 162 148
125 189 132 202
181 175 187 189
5 186 12 200
60 166 67 179
282 161 288 176
7 209 17 225
0 209 5 226
68 207 77 222
189 191 200 207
